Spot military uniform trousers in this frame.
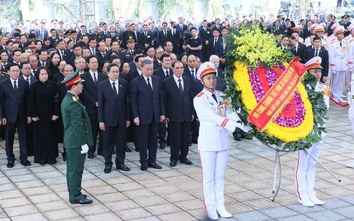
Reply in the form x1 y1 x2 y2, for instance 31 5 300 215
66 147 86 202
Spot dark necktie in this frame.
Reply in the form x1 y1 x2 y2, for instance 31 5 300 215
147 78 153 92
340 42 342 47
112 82 118 96
191 69 195 79
212 93 217 103
294 47 297 53
93 73 98 84
102 52 105 57
214 38 217 47
165 70 169 77
60 51 64 59
315 49 319 56
26 77 30 88
178 79 183 94
14 80 18 90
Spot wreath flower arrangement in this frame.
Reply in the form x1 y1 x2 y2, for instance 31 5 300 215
224 25 327 151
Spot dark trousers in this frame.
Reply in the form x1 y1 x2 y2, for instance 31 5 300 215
24 122 34 156
158 122 166 144
66 148 85 201
5 119 27 161
191 118 199 142
137 121 158 165
169 121 191 161
88 112 103 155
103 124 126 166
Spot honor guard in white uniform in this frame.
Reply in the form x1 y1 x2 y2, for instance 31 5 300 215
328 26 348 104
292 26 304 44
193 62 248 220
304 24 318 46
315 25 328 49
326 23 339 45
295 57 329 207
348 72 354 136
346 24 354 92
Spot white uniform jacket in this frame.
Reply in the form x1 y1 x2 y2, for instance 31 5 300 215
328 39 348 72
194 89 240 152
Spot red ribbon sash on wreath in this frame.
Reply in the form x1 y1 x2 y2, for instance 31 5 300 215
248 58 307 131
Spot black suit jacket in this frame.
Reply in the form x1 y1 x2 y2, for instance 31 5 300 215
0 78 29 123
162 76 194 122
80 71 108 115
98 79 130 126
208 37 223 57
153 67 173 80
291 43 307 63
19 75 37 87
139 31 153 47
176 24 188 38
96 51 109 70
130 75 165 125
157 30 172 47
304 47 329 79
56 49 72 63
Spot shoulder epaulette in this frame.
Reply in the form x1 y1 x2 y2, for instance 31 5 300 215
72 96 77 102
196 92 204 97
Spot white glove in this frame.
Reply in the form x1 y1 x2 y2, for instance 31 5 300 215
241 125 252 133
81 144 89 154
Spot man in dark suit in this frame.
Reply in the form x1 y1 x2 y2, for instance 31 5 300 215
182 54 199 144
303 36 329 82
99 22 109 38
162 61 194 167
325 14 335 36
170 21 181 55
19 62 37 157
0 63 31 168
199 20 212 61
38 49 49 67
208 29 223 57
96 41 108 70
139 24 153 50
98 63 130 173
121 23 134 49
36 22 48 40
153 54 173 149
80 55 108 158
56 39 72 62
289 36 307 63
157 22 172 48
130 58 165 171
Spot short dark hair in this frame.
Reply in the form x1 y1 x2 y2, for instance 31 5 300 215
107 63 119 72
7 63 20 71
171 60 183 68
109 55 120 63
134 55 144 63
20 61 30 69
86 55 97 63
160 53 170 62
38 49 48 55
12 49 21 56
34 66 50 79
313 36 321 42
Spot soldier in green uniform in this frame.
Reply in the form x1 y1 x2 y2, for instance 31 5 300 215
122 36 135 62
61 71 93 204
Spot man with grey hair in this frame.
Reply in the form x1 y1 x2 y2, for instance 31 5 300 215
74 57 86 75
130 58 165 171
209 55 224 79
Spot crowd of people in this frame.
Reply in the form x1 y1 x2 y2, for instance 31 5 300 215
0 12 351 216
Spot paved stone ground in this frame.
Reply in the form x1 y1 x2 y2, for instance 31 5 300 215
0 104 353 221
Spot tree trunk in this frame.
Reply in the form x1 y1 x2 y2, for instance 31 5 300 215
112 0 139 19
20 0 31 22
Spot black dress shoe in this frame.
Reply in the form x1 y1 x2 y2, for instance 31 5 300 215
104 165 112 173
70 198 93 204
7 161 14 168
140 164 148 171
180 159 193 165
83 194 87 199
20 160 31 166
148 162 162 169
170 161 177 167
116 164 131 171
125 146 132 152
160 143 166 149
88 153 95 159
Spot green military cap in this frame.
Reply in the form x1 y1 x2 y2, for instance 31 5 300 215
62 70 85 87
112 36 121 43
126 35 135 44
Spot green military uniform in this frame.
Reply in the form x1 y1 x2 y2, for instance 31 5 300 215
61 74 93 203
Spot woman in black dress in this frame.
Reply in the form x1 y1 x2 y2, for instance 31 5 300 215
29 66 60 165
47 52 61 80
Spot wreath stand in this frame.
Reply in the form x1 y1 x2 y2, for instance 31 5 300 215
266 144 342 202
